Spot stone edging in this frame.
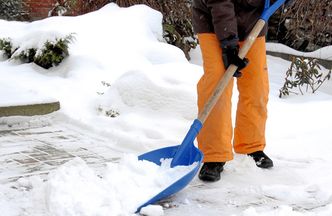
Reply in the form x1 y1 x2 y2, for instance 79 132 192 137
0 102 60 117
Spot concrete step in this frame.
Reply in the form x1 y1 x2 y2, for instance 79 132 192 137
0 101 60 117
0 84 60 117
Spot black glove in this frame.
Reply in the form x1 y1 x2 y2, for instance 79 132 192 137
222 45 248 78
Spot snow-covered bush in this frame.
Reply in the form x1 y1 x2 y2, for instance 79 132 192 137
0 38 14 59
32 35 74 69
279 57 331 98
0 34 74 69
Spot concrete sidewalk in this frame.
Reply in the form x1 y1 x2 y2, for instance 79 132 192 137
0 114 122 183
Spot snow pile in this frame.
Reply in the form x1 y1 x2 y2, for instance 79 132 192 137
140 205 164 216
47 155 197 215
0 155 196 216
10 31 69 57
97 68 198 120
266 42 332 60
0 82 56 106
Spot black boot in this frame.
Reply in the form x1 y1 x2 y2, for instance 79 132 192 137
199 162 225 182
248 151 273 169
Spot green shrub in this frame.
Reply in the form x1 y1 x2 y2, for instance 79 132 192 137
14 48 37 63
0 38 14 59
33 34 74 69
0 34 74 69
279 57 331 98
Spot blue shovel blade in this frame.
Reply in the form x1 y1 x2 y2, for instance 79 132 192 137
136 119 203 213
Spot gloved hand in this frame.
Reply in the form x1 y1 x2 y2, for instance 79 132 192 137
222 44 248 78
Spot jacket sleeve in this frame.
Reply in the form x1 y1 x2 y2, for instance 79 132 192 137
205 0 238 48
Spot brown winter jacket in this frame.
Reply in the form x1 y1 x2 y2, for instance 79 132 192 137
192 0 268 48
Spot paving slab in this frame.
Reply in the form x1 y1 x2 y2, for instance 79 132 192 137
0 114 122 183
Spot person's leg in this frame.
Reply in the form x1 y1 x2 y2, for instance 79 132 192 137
197 33 234 163
233 36 269 154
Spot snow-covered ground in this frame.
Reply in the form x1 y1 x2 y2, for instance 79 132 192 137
1 3 332 216
266 43 332 61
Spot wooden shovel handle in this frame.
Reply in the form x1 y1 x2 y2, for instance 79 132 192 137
197 19 266 124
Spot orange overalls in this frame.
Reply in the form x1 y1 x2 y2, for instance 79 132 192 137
197 34 269 162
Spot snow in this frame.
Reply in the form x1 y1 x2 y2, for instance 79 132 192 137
140 205 164 216
1 2 332 216
46 156 196 216
0 82 57 106
266 42 332 60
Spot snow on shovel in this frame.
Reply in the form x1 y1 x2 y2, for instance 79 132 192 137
136 0 287 213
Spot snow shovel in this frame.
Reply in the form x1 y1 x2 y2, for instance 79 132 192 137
137 0 287 212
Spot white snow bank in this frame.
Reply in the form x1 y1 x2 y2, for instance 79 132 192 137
97 65 199 121
0 82 57 106
1 155 197 216
266 43 332 60
46 155 196 215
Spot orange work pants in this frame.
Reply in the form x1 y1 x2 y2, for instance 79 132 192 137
197 33 269 162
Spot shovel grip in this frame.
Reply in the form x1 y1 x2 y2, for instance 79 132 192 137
197 19 266 124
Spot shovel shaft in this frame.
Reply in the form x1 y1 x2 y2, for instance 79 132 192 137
197 19 266 124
